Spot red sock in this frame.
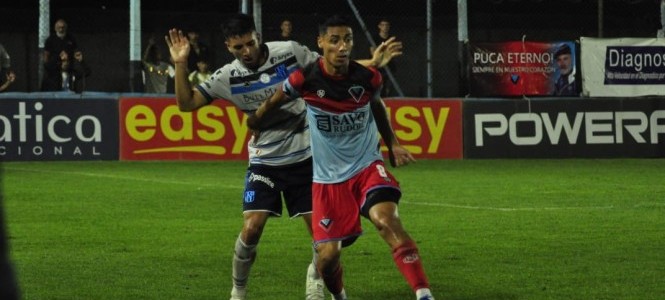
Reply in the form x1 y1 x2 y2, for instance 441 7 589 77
392 240 429 291
320 263 344 295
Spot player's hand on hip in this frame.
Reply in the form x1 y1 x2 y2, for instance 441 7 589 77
165 29 190 64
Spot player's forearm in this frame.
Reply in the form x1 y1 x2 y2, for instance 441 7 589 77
371 99 399 148
173 62 196 111
247 89 286 130
356 59 377 68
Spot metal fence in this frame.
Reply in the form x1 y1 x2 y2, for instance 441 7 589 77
0 0 662 96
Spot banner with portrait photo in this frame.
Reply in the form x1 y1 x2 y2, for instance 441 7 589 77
581 37 665 97
468 41 578 97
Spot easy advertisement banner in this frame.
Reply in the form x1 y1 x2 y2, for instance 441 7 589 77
384 99 463 159
581 37 665 97
464 98 665 158
119 97 464 161
468 41 578 97
0 98 120 161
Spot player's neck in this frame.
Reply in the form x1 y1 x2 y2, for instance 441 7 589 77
322 61 348 76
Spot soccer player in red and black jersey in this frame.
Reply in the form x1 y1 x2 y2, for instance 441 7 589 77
249 15 434 300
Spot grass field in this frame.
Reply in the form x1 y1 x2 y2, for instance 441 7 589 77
2 159 665 300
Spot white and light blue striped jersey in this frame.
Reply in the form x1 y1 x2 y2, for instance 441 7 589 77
196 41 320 166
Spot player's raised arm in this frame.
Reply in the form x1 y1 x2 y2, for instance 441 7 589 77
370 96 415 168
165 28 208 111
357 36 403 68
246 88 290 130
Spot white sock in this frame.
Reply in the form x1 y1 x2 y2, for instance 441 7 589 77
310 245 321 279
232 234 256 287
416 288 433 299
333 288 347 300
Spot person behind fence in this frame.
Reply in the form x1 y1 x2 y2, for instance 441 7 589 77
41 48 91 93
164 13 401 300
43 19 78 65
247 14 433 300
0 43 15 92
276 19 294 41
370 18 398 97
553 43 578 96
187 58 211 87
143 37 174 93
186 28 212 74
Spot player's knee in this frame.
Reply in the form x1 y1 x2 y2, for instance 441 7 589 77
315 243 340 272
241 218 266 244
371 213 398 232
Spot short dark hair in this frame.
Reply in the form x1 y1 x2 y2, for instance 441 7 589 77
318 15 352 35
555 44 572 58
221 14 256 40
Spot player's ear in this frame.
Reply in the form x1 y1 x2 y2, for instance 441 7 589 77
317 35 323 50
256 32 262 43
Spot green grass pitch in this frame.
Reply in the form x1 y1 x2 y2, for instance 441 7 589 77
2 159 664 299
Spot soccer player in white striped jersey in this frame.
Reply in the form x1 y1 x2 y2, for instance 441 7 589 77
165 13 402 300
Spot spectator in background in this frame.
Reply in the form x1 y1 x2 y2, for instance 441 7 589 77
370 18 398 97
188 58 211 87
69 49 91 93
553 43 578 96
143 37 174 93
43 19 78 65
0 44 15 92
41 48 91 93
186 29 211 73
277 19 294 41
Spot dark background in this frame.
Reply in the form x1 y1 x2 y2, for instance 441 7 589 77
0 0 662 96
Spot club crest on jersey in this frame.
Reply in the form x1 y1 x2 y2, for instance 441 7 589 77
348 85 365 102
259 73 271 84
317 89 326 98
319 218 333 232
244 190 255 203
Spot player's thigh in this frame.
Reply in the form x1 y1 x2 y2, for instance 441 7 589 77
281 160 314 217
357 161 402 218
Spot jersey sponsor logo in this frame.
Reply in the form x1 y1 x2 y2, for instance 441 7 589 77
269 52 293 65
248 172 275 188
241 87 278 104
402 253 420 264
348 85 365 102
316 89 325 98
315 112 366 134
244 190 255 203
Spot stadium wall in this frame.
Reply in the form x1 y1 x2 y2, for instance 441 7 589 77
1 94 664 162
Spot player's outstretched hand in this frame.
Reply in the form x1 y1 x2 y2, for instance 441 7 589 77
165 29 190 64
389 145 415 167
372 36 403 68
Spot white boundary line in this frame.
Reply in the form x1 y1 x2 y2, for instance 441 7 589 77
400 200 615 212
4 167 241 189
7 167 660 211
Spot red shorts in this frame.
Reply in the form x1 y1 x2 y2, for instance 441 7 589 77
312 161 401 245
